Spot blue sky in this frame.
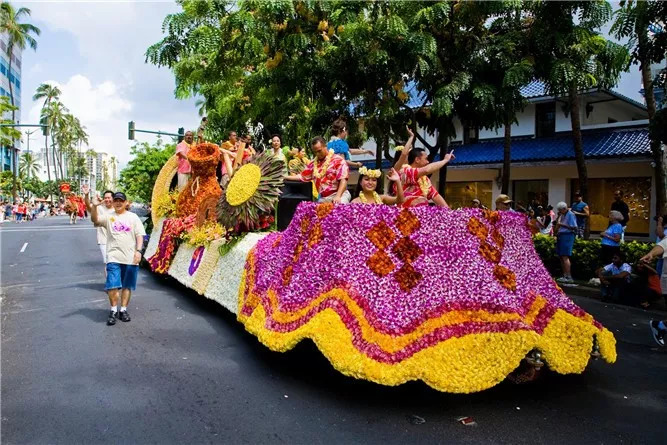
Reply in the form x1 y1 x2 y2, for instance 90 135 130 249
17 1 645 168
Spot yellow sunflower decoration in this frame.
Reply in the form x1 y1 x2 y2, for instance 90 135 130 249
217 151 284 231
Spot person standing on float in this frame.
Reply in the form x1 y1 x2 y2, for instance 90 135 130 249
175 131 194 191
393 127 455 207
285 136 350 204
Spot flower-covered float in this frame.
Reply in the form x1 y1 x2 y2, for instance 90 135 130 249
146 143 616 393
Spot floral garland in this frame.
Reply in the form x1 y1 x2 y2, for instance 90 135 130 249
151 155 179 226
312 150 334 179
232 203 616 393
359 192 383 204
181 221 227 248
147 214 196 273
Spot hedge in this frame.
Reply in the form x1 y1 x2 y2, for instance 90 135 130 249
532 234 654 281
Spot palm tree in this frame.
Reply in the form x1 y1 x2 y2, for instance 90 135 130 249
19 152 40 179
42 101 68 180
33 83 62 186
612 0 667 215
0 2 40 200
531 1 629 237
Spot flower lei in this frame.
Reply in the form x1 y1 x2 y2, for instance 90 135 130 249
313 150 334 179
358 166 381 179
401 164 430 197
359 192 383 204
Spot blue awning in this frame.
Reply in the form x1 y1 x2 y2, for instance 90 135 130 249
360 128 651 169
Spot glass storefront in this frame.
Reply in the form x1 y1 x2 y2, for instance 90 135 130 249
571 177 651 235
512 179 549 211
445 181 493 209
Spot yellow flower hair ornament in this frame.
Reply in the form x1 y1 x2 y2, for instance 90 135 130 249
394 145 405 152
359 166 381 179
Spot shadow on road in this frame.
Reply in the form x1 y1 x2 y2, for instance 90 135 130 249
60 307 107 324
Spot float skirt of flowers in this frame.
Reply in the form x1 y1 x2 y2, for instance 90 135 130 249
236 203 616 393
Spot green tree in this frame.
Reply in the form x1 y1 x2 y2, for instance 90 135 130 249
0 96 21 147
22 176 45 199
33 82 62 185
19 151 40 179
0 2 40 200
530 0 630 232
118 140 176 203
612 0 667 215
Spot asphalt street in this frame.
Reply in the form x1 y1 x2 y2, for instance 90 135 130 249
1 216 666 444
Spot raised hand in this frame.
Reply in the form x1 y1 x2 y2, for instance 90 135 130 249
406 126 414 138
81 184 90 195
444 150 456 163
387 168 400 182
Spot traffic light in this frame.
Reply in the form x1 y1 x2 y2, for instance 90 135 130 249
128 121 136 140
177 127 185 143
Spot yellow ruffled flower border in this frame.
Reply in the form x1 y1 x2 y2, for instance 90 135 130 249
151 155 179 226
237 251 616 394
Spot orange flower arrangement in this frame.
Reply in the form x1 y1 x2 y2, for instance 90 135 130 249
493 265 517 292
479 241 501 264
315 202 334 219
308 222 324 247
467 217 489 241
176 143 222 217
491 229 505 250
367 251 395 277
482 209 500 225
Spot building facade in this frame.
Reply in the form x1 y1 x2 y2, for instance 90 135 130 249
359 81 658 238
0 33 22 173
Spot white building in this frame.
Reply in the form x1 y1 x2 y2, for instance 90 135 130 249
359 81 657 238
84 151 97 190
96 151 108 187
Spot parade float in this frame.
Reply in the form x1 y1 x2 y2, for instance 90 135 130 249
146 143 616 394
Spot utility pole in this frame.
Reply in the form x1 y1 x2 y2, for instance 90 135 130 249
23 129 37 179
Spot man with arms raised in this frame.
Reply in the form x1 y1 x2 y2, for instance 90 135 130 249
286 136 350 203
83 185 146 326
393 128 455 207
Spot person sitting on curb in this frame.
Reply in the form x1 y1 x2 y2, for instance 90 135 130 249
596 252 632 303
640 236 667 346
84 185 146 326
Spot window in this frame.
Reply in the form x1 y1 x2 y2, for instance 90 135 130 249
0 41 6 51
0 64 5 75
512 179 549 211
535 103 556 138
463 126 479 144
571 177 651 235
445 181 493 209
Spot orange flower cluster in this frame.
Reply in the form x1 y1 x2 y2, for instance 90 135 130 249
479 241 501 263
366 221 395 249
392 237 423 264
176 143 222 217
467 217 489 242
282 265 293 286
367 251 395 277
316 202 334 219
493 265 517 292
396 208 421 236
491 229 505 250
394 263 423 292
308 222 324 247
482 209 500 224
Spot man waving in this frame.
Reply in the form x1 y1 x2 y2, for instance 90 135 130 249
83 185 146 326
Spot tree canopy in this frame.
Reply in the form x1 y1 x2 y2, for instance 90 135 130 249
118 139 176 203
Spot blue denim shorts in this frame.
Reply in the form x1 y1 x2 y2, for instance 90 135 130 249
556 232 575 257
105 263 139 291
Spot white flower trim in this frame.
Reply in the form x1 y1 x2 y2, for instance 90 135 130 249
191 238 228 295
203 232 270 315
168 243 198 288
145 217 166 260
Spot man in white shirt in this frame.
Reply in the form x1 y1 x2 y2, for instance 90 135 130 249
596 252 632 303
87 190 115 273
84 185 146 326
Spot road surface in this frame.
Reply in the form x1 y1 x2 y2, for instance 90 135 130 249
2 216 666 443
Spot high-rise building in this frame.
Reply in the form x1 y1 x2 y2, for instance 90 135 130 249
96 151 108 188
0 34 23 173
85 151 97 190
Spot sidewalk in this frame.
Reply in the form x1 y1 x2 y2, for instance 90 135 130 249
561 281 667 312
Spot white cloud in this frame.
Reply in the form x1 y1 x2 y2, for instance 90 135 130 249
27 74 133 163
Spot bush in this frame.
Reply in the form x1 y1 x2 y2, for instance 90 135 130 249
532 234 654 281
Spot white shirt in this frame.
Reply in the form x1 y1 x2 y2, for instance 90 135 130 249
96 205 116 245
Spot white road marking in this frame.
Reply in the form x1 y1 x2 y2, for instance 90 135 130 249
20 242 28 253
1 227 95 233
